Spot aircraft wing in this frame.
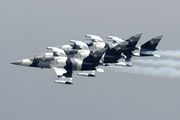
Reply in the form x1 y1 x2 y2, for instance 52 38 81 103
46 47 67 57
107 36 124 43
77 70 96 77
70 40 89 50
52 67 73 84
85 34 104 42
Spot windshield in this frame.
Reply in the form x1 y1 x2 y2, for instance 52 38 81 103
33 53 54 62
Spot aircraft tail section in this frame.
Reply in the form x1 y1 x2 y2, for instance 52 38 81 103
83 44 108 64
141 35 162 51
114 41 128 51
122 33 142 62
102 41 128 63
106 41 128 57
126 32 142 49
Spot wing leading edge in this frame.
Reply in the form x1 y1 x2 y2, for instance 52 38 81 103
52 67 73 84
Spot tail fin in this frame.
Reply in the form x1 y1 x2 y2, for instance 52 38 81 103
123 33 142 62
114 41 128 51
126 32 142 49
103 41 128 63
141 35 162 51
83 45 108 64
106 41 128 56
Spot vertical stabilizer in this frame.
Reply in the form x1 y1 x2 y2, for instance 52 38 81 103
83 45 108 64
141 35 162 51
103 41 128 63
123 33 142 62
126 32 142 49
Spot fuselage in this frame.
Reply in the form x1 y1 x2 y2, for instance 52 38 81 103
11 52 98 71
63 41 125 63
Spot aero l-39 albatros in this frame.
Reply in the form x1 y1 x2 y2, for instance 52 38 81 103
107 34 163 58
11 47 107 84
60 33 142 65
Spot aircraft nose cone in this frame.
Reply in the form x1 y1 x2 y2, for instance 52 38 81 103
10 60 23 65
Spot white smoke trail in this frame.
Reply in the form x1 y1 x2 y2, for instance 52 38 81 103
106 49 180 78
154 50 180 59
133 59 180 69
107 65 180 78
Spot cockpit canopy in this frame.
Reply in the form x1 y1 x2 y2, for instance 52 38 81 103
33 52 55 62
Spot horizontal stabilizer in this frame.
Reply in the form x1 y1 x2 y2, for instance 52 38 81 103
115 62 126 66
133 52 140 56
154 54 160 57
115 62 132 67
96 67 104 72
77 73 96 77
54 80 73 84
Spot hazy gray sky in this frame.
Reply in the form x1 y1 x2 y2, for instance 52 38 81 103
1 0 180 120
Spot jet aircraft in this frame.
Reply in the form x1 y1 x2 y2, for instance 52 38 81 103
11 33 163 85
61 40 129 66
11 47 108 84
107 34 162 59
59 33 143 66
133 35 162 57
107 33 142 62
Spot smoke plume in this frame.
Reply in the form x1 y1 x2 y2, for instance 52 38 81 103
133 59 180 69
106 50 180 78
107 65 180 78
154 50 180 59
